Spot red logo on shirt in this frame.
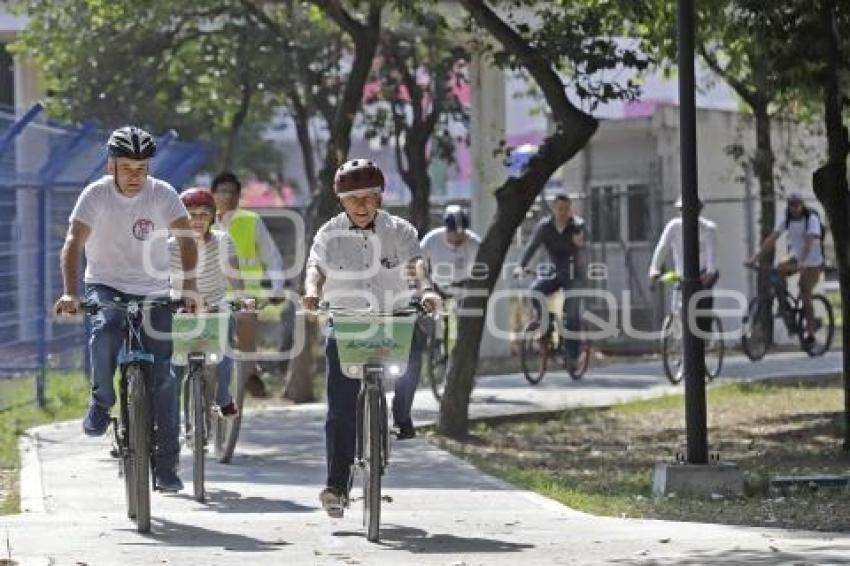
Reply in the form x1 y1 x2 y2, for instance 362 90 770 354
132 219 155 241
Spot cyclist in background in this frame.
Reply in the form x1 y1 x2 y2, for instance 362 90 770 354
169 188 248 417
211 171 286 397
420 205 481 294
53 126 199 492
649 197 719 332
302 159 439 519
513 193 586 367
746 192 824 346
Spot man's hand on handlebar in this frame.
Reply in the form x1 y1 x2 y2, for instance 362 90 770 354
302 295 320 312
54 294 81 316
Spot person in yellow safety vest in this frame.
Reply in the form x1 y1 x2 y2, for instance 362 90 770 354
211 171 287 397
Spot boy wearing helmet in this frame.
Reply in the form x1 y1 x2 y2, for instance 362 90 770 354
169 188 247 416
420 205 482 293
302 159 439 518
54 126 199 492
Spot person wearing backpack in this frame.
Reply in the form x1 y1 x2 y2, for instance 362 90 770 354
746 192 825 347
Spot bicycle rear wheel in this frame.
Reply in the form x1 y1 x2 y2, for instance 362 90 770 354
127 364 152 533
704 316 724 381
798 294 834 357
661 314 683 384
741 297 771 361
190 361 206 502
215 361 245 464
520 321 549 385
363 387 382 542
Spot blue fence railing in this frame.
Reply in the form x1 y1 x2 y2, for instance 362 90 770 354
0 104 211 407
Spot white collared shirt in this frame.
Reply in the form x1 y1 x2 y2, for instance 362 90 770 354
308 210 422 311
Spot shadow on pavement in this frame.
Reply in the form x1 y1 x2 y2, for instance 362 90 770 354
173 488 317 514
333 524 535 554
608 544 850 565
121 518 288 552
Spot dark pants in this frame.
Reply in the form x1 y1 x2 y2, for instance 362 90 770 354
324 322 427 491
86 284 179 471
530 273 582 359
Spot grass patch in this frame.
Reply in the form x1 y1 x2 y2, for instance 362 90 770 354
432 380 850 531
0 373 89 515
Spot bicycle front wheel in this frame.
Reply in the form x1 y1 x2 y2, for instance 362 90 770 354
363 388 382 542
798 294 834 357
741 297 771 361
427 321 448 401
215 361 245 464
704 316 725 381
661 314 683 384
520 321 549 385
190 362 206 502
127 364 152 533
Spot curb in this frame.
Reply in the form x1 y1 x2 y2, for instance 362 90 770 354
18 431 46 514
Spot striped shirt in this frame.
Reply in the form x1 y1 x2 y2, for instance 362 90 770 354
169 230 237 307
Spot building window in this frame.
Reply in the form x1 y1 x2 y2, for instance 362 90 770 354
0 44 13 109
627 184 650 242
590 185 620 243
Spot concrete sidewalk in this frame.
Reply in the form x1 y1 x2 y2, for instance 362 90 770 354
2 350 847 565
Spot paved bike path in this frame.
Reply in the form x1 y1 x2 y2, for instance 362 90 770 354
4 350 847 565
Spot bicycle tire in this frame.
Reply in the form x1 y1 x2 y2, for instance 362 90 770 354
363 387 382 542
568 340 591 380
191 361 206 502
216 361 245 464
127 364 151 533
798 294 834 357
427 321 449 401
119 379 136 520
520 320 548 385
661 314 683 384
705 316 724 381
741 297 771 361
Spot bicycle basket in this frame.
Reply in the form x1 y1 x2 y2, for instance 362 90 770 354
172 312 230 366
331 315 416 378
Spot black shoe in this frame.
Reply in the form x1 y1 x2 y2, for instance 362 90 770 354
394 419 416 440
156 468 184 493
319 486 347 518
83 401 110 437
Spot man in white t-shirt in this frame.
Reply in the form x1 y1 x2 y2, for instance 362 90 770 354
54 126 199 492
747 192 825 345
302 158 439 519
420 205 481 294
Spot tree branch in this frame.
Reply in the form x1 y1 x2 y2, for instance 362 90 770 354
696 41 759 107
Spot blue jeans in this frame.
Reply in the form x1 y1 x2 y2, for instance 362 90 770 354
85 284 180 471
172 316 235 407
530 272 582 359
324 320 426 491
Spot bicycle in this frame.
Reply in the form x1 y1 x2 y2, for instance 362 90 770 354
425 284 461 401
741 265 834 360
519 288 591 385
657 271 724 385
81 297 179 533
321 303 419 542
173 309 233 502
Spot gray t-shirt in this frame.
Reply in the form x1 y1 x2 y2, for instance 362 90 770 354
69 175 188 295
773 212 824 267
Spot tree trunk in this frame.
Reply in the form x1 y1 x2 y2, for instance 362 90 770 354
282 313 319 403
402 134 432 236
752 102 777 333
812 0 850 450
222 85 254 171
290 88 318 198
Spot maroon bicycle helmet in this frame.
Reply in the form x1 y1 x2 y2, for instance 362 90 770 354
180 187 216 212
333 159 385 197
